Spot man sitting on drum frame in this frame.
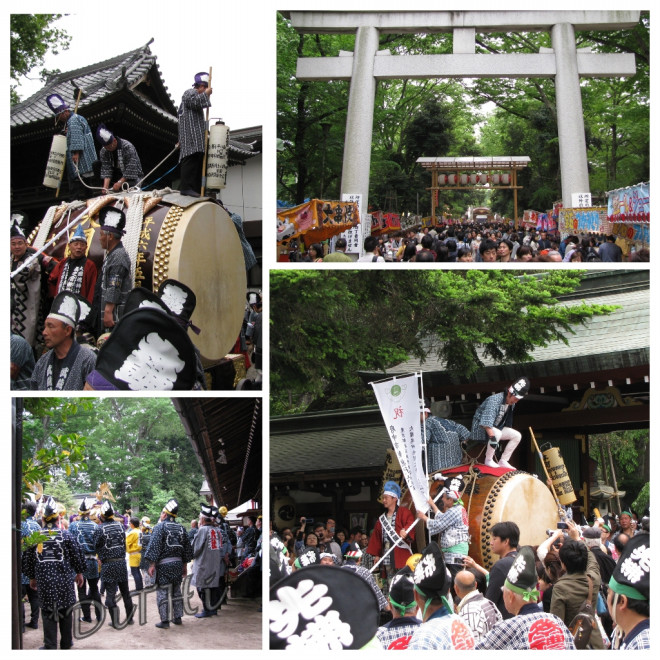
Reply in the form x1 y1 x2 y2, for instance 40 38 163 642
471 377 530 469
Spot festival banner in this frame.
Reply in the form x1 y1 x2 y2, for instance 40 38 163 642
370 374 430 514
276 199 360 244
558 208 607 234
607 182 650 223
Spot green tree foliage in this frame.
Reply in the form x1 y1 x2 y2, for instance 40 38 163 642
22 398 91 502
271 270 617 413
21 398 205 528
10 14 71 105
589 430 649 512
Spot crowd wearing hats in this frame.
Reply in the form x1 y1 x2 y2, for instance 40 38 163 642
10 204 208 390
269 429 649 651
269 507 650 649
21 495 241 647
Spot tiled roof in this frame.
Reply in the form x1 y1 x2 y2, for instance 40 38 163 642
11 42 177 127
271 423 389 475
386 286 649 375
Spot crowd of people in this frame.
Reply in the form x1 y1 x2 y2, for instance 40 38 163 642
10 71 260 391
269 377 649 649
269 489 649 650
305 223 648 263
20 495 243 649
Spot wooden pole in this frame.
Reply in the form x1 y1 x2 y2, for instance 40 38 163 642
607 443 622 514
529 427 564 519
200 66 213 197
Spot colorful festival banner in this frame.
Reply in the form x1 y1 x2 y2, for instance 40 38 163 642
558 208 608 234
277 199 360 244
607 182 650 223
370 374 430 514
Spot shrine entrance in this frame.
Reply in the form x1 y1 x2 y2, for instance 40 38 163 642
284 11 639 214
417 156 530 226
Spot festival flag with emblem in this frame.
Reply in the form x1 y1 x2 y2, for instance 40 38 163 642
370 373 429 514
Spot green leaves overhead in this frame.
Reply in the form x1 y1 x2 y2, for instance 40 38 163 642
271 270 616 413
20 399 204 526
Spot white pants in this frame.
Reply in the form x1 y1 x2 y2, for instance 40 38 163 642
488 427 521 446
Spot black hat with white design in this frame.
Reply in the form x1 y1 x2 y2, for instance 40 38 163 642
79 497 95 514
100 500 115 519
270 565 380 649
440 474 466 501
72 293 92 327
96 124 115 146
247 291 262 307
293 547 320 570
413 542 451 601
157 279 200 334
43 496 59 522
504 545 539 601
98 206 126 236
389 567 416 614
509 376 531 399
85 307 197 390
11 221 26 240
163 498 179 517
48 291 80 329
46 93 69 115
123 288 171 317
200 502 214 518
608 531 649 601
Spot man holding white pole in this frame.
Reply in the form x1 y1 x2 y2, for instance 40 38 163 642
366 481 415 590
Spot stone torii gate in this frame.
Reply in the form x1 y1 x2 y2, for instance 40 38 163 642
286 11 639 215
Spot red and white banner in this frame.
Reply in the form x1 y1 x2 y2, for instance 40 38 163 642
370 373 430 514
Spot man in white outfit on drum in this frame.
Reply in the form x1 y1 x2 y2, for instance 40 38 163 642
471 377 530 469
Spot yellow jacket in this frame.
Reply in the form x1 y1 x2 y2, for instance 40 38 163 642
126 527 142 567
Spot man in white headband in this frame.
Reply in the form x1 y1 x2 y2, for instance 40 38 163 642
471 377 530 469
30 291 97 390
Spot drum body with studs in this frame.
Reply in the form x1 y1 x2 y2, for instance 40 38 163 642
403 467 559 570
27 192 245 361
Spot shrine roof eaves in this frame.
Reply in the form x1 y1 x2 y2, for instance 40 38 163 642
417 156 530 169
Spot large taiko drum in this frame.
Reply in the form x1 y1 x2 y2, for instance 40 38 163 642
403 468 560 570
27 192 245 361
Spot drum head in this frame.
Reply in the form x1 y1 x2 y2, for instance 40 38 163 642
475 472 558 568
168 202 245 360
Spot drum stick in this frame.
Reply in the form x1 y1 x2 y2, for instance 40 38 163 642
369 517 420 574
200 66 213 196
529 427 565 518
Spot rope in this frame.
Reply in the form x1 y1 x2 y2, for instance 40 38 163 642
142 163 179 190
31 205 60 251
123 194 146 287
135 146 179 189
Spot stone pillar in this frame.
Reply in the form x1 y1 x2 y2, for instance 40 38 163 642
551 22 591 207
340 26 379 213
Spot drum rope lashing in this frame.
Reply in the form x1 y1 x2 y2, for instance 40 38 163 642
120 194 146 288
